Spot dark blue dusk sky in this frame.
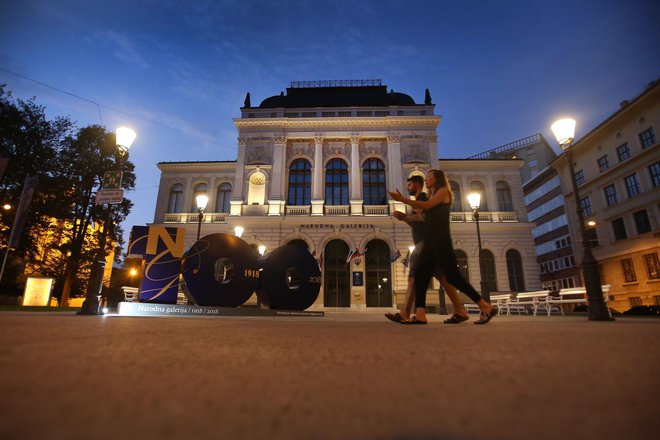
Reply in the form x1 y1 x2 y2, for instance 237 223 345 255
1 0 659 248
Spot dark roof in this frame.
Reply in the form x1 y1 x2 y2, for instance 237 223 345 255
258 86 419 108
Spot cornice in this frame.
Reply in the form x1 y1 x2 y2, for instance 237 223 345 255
158 162 237 171
233 116 442 129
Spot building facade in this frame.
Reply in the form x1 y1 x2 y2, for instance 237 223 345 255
550 80 660 310
151 80 540 309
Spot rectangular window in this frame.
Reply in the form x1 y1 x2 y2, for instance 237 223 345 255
337 111 352 117
611 218 627 240
639 127 656 149
649 162 660 187
624 173 641 197
616 143 631 162
633 210 651 234
604 184 618 206
621 258 637 282
284 112 299 118
301 112 317 118
628 297 642 307
356 111 373 117
575 170 585 186
374 111 389 117
643 253 660 279
579 197 592 216
597 155 610 172
322 112 336 117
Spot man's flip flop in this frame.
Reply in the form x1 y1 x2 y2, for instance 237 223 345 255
385 312 403 323
474 308 498 325
444 314 469 324
401 317 427 325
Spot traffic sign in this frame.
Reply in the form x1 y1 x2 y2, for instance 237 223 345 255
96 188 124 205
102 171 123 189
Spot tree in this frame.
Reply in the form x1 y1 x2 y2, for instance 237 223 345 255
56 125 136 305
0 85 74 295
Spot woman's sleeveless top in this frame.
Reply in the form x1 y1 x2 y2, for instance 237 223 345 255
423 201 452 242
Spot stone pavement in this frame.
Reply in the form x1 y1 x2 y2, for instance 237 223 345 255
0 311 658 440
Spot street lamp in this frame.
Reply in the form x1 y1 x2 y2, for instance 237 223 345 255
551 118 612 321
195 194 209 241
258 244 266 256
467 192 490 301
234 226 244 239
79 127 136 315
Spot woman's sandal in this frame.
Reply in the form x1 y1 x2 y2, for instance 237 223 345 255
474 308 497 325
444 314 469 324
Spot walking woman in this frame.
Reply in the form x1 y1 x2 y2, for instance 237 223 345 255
389 169 496 324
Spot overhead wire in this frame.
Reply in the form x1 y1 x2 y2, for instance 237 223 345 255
0 66 235 152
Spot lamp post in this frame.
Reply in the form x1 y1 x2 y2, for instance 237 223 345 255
79 127 136 315
195 194 209 241
551 118 612 321
467 192 490 302
234 226 244 239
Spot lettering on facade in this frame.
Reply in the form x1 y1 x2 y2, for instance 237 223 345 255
299 224 375 230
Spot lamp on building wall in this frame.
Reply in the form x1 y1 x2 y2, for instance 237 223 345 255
234 226 244 238
467 192 490 301
551 118 612 321
79 127 136 315
258 245 266 256
195 194 209 241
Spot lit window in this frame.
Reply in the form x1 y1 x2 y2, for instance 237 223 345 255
644 253 660 280
621 258 637 282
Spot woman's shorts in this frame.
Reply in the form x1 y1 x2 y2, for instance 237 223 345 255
408 241 442 278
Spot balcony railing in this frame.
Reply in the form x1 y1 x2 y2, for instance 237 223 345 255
450 211 519 223
364 205 389 216
324 205 350 216
163 212 228 224
286 205 312 216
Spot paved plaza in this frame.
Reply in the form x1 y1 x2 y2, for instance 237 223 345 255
0 311 658 440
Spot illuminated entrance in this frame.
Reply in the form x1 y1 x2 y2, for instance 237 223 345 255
365 239 392 307
323 239 350 307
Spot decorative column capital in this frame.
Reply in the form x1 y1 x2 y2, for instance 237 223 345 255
350 136 360 145
238 137 248 146
387 134 401 143
273 135 287 145
427 135 438 143
313 136 324 145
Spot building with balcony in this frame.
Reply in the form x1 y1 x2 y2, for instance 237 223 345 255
550 80 660 310
151 80 539 309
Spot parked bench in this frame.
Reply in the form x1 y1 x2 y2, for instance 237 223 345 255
121 286 139 302
510 290 553 316
463 292 522 315
547 285 611 315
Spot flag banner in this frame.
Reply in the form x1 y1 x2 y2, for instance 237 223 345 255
390 249 401 262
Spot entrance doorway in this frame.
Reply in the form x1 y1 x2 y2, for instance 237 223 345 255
365 239 392 307
323 239 350 307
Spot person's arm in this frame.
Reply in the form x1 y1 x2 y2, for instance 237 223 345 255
389 187 449 209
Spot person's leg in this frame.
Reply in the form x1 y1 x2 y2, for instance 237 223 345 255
437 274 467 317
402 276 415 320
412 245 435 323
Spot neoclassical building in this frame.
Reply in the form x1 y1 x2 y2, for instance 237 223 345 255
151 80 539 309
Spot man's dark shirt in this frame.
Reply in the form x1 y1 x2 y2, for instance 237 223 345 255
411 192 427 245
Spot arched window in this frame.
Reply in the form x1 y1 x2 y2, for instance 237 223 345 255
469 181 488 211
247 171 266 205
325 159 349 205
168 183 184 213
362 158 387 205
191 183 208 212
215 183 231 213
287 159 311 205
506 249 525 291
365 239 392 307
454 249 469 282
450 181 462 212
480 249 497 292
496 181 513 211
323 239 350 307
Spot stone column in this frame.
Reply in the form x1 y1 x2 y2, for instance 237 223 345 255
387 134 404 214
311 136 324 215
268 135 287 215
350 136 363 215
230 137 248 216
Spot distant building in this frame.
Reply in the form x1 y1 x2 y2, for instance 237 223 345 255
550 80 660 310
152 80 539 309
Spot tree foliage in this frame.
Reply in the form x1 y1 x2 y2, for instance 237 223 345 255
0 85 136 300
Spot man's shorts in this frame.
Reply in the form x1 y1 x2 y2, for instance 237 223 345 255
408 241 442 278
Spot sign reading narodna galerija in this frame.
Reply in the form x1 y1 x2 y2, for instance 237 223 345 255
127 226 321 310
